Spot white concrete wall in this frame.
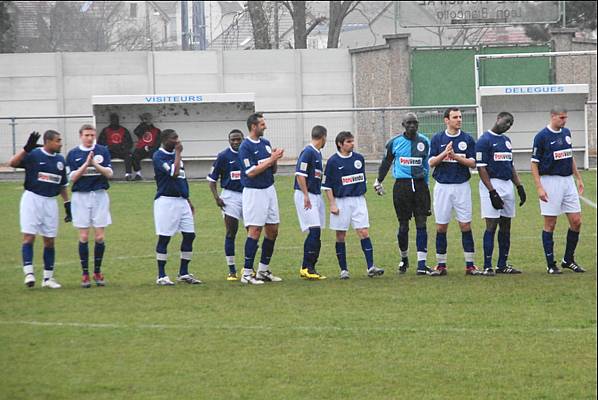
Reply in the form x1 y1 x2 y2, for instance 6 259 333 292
0 49 353 161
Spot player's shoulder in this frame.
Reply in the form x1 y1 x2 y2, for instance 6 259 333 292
385 134 403 148
95 143 109 153
353 151 365 161
431 130 445 141
417 133 430 144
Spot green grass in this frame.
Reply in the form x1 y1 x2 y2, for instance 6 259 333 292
0 171 596 400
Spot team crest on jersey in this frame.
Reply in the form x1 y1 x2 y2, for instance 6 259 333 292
458 141 467 151
565 136 572 145
417 142 425 152
142 132 153 143
354 160 362 169
110 133 122 144
505 141 512 150
93 155 104 164
266 145 272 154
56 161 64 171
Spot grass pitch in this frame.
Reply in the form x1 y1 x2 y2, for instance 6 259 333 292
0 171 596 399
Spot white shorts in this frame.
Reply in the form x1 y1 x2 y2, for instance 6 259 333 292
294 190 326 232
479 179 515 219
72 190 112 228
20 190 59 237
154 196 195 236
221 189 243 220
539 175 581 216
433 182 472 224
242 186 280 227
329 195 370 231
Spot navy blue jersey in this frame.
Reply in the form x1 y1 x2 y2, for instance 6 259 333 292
531 126 574 176
322 152 367 198
153 148 189 199
207 147 243 193
21 148 68 197
66 144 112 192
475 131 514 181
239 137 275 189
294 144 323 195
385 133 430 182
430 130 476 184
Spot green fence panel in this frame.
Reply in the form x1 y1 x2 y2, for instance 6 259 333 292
480 45 552 86
412 44 552 106
411 48 476 106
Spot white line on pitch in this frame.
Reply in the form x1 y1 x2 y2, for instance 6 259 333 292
580 195 597 209
0 320 595 334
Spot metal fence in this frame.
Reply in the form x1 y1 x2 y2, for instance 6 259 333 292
0 106 478 164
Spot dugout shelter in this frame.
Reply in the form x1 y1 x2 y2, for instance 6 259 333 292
91 93 255 178
475 51 594 171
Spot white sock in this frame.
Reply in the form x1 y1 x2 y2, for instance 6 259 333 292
417 251 427 262
43 269 54 280
226 256 235 265
258 262 269 272
23 264 34 275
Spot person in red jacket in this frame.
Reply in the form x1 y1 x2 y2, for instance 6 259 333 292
132 112 161 180
98 113 134 180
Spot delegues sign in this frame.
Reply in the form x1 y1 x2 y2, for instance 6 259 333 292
398 1 560 27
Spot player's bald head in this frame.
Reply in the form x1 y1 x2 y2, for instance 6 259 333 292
402 112 418 124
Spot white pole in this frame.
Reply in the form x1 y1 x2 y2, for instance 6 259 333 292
474 54 483 138
477 50 597 60
584 103 589 170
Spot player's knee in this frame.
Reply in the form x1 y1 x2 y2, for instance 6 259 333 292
22 234 35 244
79 231 89 243
95 233 105 243
156 235 170 253
414 215 427 229
182 232 195 243
458 222 471 232
308 227 321 241
356 228 369 239
43 237 55 248
437 224 449 233
398 220 409 234
336 231 347 242
570 217 582 231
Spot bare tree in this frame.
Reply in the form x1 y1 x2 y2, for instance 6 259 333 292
281 1 326 49
247 1 272 49
327 1 359 48
25 2 158 52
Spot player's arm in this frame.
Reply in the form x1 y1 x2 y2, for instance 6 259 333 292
246 148 284 178
69 151 93 183
510 163 526 206
376 138 395 183
428 137 450 168
91 150 113 179
571 158 584 195
530 135 547 202
296 175 311 210
206 157 225 208
321 161 339 214
172 140 182 177
295 152 312 208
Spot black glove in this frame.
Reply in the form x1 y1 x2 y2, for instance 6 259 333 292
64 201 72 223
23 131 41 153
489 189 504 210
516 185 526 206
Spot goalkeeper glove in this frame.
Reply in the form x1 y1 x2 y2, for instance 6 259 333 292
489 189 504 210
64 201 72 223
516 185 526 206
373 179 385 196
23 131 41 153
